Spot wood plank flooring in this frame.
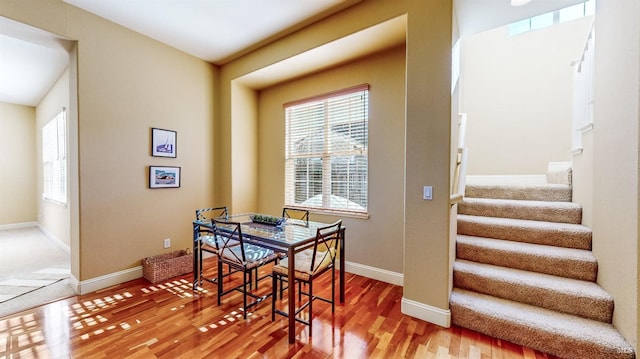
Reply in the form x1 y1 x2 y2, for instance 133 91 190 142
0 258 560 358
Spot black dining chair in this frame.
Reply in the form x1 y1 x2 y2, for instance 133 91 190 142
271 220 342 335
282 207 310 226
213 219 279 319
194 206 231 287
277 208 310 294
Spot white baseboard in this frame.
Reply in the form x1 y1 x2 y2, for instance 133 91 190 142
0 222 71 254
401 297 451 328
70 263 451 331
74 261 401 296
37 224 71 254
76 260 451 330
344 261 403 286
336 261 454 327
68 274 80 294
77 266 143 295
465 174 547 186
71 260 452 331
0 222 38 230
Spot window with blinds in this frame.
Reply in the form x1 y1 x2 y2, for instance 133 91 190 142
42 109 67 204
284 85 369 214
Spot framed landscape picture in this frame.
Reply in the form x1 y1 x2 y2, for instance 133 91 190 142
149 166 181 188
151 128 177 157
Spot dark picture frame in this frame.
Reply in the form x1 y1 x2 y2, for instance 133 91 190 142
151 128 177 157
149 166 181 188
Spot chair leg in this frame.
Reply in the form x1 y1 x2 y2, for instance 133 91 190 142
308 280 313 336
331 266 335 313
198 248 203 287
243 271 248 319
254 268 258 290
271 273 277 321
217 260 223 306
279 276 285 300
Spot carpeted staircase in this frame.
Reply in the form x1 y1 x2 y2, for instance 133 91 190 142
451 183 636 359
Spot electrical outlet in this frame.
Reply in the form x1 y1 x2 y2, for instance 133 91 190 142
163 238 171 248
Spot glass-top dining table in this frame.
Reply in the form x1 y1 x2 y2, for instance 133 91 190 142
192 213 346 344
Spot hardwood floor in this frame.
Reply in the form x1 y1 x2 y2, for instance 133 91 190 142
0 258 560 358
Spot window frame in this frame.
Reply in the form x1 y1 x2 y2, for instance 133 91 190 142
42 109 67 205
283 84 369 217
508 0 594 37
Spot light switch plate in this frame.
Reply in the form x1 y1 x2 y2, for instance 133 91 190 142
423 185 433 200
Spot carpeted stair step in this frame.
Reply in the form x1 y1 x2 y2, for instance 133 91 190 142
456 235 597 281
453 260 613 322
458 214 592 250
458 197 582 224
465 183 572 202
450 289 635 359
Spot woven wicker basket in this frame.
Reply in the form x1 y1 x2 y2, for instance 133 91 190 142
142 249 192 283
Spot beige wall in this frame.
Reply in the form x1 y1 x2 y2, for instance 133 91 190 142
450 6 461 298
3 0 636 346
230 82 258 214
257 45 406 273
589 0 639 349
461 16 592 175
1 0 217 282
0 102 36 225
403 1 452 321
219 0 453 323
68 9 217 281
36 67 71 246
3 0 454 325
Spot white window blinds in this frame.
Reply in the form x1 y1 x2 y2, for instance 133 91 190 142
42 109 67 204
284 85 369 214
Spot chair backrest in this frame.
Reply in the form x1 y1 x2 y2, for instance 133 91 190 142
282 207 309 226
195 207 228 248
195 206 228 221
212 219 246 263
309 220 342 273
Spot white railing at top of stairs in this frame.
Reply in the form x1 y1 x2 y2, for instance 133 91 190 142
451 113 467 205
571 21 595 154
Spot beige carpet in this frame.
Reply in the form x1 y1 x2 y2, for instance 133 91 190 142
451 183 635 359
464 183 573 202
0 226 75 318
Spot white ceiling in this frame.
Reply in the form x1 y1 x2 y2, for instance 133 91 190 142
0 17 72 106
63 0 359 64
1 0 586 107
